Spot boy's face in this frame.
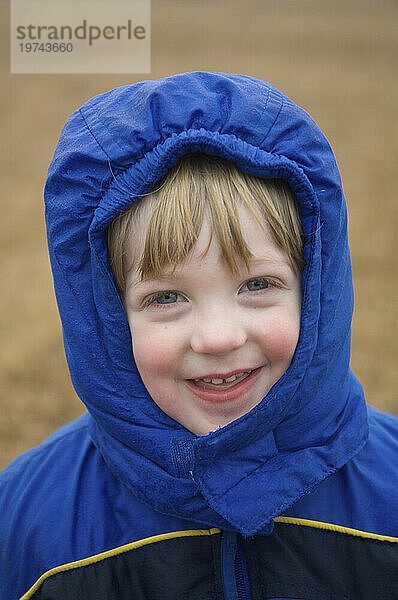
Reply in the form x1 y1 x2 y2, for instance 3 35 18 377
124 202 302 436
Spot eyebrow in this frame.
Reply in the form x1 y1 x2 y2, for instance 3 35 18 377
128 255 290 290
127 271 182 290
248 256 290 268
249 254 286 264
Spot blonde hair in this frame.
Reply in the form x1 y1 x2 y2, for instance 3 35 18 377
107 153 304 293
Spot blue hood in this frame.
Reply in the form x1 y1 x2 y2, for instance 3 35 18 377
44 71 368 536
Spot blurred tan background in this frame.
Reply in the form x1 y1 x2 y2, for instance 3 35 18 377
1 0 397 470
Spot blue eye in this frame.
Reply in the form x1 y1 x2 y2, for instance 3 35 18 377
243 278 270 292
144 290 187 309
154 291 179 304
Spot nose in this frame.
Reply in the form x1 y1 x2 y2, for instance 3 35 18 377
190 306 247 355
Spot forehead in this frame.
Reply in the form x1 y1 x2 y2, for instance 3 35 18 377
126 200 290 278
124 197 155 261
191 205 290 271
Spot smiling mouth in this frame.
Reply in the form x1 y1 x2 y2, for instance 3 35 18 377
185 367 263 403
193 371 253 390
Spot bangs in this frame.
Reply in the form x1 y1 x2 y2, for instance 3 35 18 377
107 153 304 293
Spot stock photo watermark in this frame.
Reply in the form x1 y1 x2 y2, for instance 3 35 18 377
11 0 150 74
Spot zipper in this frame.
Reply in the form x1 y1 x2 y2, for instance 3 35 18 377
221 531 252 600
235 534 252 600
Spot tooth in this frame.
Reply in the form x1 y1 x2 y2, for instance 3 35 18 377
194 371 253 385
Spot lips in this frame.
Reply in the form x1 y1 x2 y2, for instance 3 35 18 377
185 367 263 403
194 370 252 389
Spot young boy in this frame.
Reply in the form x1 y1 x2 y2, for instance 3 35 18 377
1 71 397 599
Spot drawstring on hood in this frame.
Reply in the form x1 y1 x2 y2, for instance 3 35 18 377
44 71 368 536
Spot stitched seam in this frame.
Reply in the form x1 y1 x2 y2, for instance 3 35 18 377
79 107 114 161
257 92 285 149
275 519 398 544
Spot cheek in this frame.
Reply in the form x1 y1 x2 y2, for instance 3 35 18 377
259 313 301 364
272 331 299 363
131 327 180 378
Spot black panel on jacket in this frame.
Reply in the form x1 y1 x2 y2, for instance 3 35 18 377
28 532 223 600
25 522 398 599
245 521 398 600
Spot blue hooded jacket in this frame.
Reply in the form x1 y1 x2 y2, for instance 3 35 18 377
1 72 397 600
